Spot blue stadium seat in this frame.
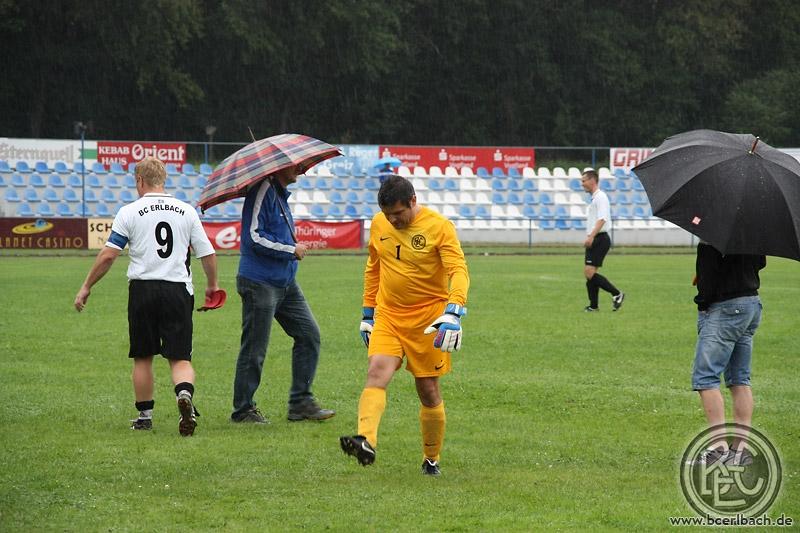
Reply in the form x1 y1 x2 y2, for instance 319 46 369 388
555 206 569 219
87 174 102 188
174 190 189 202
48 174 65 188
508 167 521 179
104 175 121 189
24 189 39 202
360 204 374 218
634 205 652 217
54 161 70 174
329 191 345 204
332 178 347 191
315 178 330 190
73 162 86 175
616 179 631 192
458 205 474 218
555 219 571 230
0 175 5 187
475 206 490 218
492 167 506 178
164 177 176 190
182 163 197 176
631 178 644 191
11 174 25 187
614 206 631 218
120 190 136 203
95 203 111 217
178 175 193 190
332 167 349 178
428 179 443 191
351 166 365 178
507 192 522 205
0 160 11 173
522 205 536 218
491 179 506 191
508 179 522 192
492 192 507 205
297 176 313 190
328 204 342 217
613 168 627 179
202 206 220 218
347 178 363 191
573 219 587 230
76 203 92 216
91 162 107 175
200 163 213 176
17 203 34 216
600 180 616 192
539 193 553 205
632 193 648 205
364 178 380 191
539 219 555 230
523 192 538 205
67 174 82 187
57 203 73 217
366 167 380 178
15 161 31 173
444 179 459 191
127 162 137 174
345 204 359 218
109 162 126 175
345 191 360 204
165 163 179 176
362 191 377 204
476 167 490 179
4 189 20 202
35 161 50 173
224 203 240 218
616 193 631 205
101 189 116 203
63 189 79 203
29 173 45 187
539 206 553 218
37 202 55 217
569 178 583 192
43 189 59 202
124 174 136 188
310 205 325 218
84 189 99 203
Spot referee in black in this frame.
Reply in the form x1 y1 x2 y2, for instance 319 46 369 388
581 169 624 312
74 156 220 436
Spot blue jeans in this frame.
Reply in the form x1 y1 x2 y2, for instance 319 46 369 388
232 276 321 417
692 296 762 390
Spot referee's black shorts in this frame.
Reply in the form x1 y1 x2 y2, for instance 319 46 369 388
128 280 194 360
584 232 611 267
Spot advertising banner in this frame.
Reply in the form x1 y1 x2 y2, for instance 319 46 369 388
378 145 535 171
202 220 362 250
96 141 186 168
87 218 115 250
0 218 87 249
609 147 654 173
0 138 97 167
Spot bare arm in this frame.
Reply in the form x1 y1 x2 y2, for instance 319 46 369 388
584 218 606 248
199 253 220 300
74 246 122 311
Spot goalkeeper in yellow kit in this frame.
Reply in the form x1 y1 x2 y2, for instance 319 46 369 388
340 175 469 476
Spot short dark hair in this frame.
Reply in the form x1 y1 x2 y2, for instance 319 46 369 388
582 169 599 182
378 175 415 208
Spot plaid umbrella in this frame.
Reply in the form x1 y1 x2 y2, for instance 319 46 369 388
198 133 342 211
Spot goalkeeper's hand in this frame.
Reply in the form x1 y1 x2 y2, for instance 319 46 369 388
423 303 466 352
360 307 375 348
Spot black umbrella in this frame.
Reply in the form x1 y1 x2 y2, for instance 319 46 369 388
633 129 800 261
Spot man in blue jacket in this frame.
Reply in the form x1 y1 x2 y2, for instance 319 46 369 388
231 166 335 423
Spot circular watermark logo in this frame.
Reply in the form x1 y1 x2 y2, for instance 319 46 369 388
680 423 782 518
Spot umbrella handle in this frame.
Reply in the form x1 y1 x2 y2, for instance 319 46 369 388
749 136 760 154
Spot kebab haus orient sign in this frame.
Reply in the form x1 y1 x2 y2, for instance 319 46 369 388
379 145 534 171
0 218 87 249
97 141 186 169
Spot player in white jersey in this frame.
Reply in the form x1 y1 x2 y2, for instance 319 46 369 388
74 156 220 436
581 169 624 312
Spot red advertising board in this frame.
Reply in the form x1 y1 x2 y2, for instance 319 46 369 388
0 218 87 249
97 141 187 168
609 147 654 172
379 145 535 170
203 220 363 250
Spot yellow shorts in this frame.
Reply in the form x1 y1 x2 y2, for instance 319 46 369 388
368 302 451 377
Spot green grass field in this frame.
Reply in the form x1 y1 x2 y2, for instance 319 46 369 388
1 251 798 531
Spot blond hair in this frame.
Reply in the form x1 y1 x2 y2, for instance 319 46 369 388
135 156 167 187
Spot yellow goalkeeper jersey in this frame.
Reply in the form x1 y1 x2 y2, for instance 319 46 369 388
363 206 469 319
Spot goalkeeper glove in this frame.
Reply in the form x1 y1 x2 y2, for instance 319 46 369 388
360 307 375 348
424 303 466 352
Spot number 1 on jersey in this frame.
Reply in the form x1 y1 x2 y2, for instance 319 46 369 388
395 244 401 260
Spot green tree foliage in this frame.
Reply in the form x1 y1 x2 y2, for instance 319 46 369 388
0 0 798 146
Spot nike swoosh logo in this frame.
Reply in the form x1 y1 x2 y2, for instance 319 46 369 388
434 362 445 370
380 236 390 241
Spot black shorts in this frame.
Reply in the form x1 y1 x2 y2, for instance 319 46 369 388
128 280 194 360
584 232 611 267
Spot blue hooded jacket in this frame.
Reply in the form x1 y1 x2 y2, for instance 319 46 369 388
238 179 298 287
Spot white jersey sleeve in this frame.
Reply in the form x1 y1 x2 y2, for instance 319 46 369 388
587 190 612 234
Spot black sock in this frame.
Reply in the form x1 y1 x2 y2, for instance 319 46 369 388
586 278 599 308
135 400 154 411
592 273 619 296
175 382 194 397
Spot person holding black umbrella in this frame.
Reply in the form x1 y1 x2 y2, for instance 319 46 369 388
581 169 625 312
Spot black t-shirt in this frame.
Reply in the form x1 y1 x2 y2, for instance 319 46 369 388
694 243 766 311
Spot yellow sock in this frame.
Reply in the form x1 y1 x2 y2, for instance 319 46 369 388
357 387 386 448
420 401 446 461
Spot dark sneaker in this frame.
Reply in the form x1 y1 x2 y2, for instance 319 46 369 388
130 417 152 430
421 458 441 476
177 391 197 437
687 447 729 466
612 292 625 311
725 449 754 467
231 407 269 424
288 399 335 421
584 306 599 312
340 435 376 466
